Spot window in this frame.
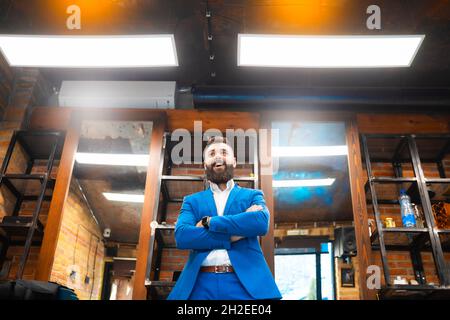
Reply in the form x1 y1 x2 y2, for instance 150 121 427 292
275 243 335 300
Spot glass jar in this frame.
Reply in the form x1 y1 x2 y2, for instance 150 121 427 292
385 217 396 228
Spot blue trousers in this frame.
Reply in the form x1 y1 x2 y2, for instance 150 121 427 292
188 271 254 300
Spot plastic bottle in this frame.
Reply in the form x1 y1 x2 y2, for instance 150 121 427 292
399 189 416 228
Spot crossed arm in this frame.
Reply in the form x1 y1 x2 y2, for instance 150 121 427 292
174 191 270 250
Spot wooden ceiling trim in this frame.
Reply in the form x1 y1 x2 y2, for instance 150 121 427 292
357 113 450 134
29 107 260 132
166 109 260 132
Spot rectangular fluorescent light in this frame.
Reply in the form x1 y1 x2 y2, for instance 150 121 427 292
238 34 425 68
273 178 335 188
272 146 348 157
0 35 178 67
75 152 149 166
103 192 144 203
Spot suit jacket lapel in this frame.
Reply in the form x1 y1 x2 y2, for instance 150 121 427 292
224 184 240 216
205 188 218 216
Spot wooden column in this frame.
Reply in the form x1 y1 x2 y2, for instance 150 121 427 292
345 118 377 300
259 117 275 275
35 120 79 280
132 117 166 300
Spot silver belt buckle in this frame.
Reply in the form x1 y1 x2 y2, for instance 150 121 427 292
214 265 228 273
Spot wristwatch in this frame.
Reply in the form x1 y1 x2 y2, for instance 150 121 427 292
201 216 210 229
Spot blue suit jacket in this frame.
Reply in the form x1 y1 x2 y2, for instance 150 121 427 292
167 184 282 300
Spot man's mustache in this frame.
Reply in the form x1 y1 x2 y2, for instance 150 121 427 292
210 159 225 166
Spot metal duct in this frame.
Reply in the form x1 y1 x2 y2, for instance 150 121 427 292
192 86 450 110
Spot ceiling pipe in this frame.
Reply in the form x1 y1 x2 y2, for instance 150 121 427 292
192 86 450 110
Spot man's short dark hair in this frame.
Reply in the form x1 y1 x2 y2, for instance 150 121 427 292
205 135 229 147
204 136 233 156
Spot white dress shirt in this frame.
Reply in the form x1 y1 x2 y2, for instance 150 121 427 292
201 179 234 266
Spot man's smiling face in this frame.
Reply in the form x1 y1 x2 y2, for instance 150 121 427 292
203 142 236 184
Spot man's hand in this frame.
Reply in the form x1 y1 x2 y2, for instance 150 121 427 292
230 236 244 242
196 217 210 228
246 204 263 212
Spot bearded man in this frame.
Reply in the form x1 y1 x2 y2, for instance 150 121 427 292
167 136 281 300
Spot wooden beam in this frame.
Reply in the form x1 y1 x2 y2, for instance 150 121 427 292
132 117 167 300
166 109 260 132
29 107 72 130
262 110 353 122
345 118 377 300
357 113 450 134
259 115 275 275
35 121 79 281
29 107 166 130
30 107 259 132
73 108 165 122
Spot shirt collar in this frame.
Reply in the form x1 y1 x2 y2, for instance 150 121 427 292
209 179 235 193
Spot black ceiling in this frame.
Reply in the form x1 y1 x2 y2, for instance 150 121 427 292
0 0 450 91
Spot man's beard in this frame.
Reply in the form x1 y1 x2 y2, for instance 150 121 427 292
205 162 234 184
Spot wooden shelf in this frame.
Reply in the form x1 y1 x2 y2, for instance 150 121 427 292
0 218 44 236
0 217 44 246
14 130 64 160
161 175 256 182
425 178 450 184
370 177 417 183
145 281 175 300
155 225 176 249
371 227 429 250
379 285 450 299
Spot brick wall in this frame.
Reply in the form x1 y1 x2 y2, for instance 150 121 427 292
0 68 50 216
50 179 105 300
0 142 28 219
0 52 13 119
0 66 55 282
155 198 188 281
1 68 51 134
0 52 15 219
